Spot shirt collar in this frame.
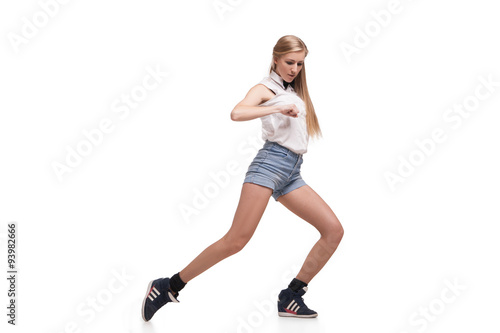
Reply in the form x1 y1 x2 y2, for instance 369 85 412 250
270 70 295 91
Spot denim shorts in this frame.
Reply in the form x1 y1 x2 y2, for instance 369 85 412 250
243 140 307 201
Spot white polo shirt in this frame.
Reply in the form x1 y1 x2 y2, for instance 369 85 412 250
258 70 309 155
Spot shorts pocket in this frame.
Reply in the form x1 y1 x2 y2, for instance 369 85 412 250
268 145 289 159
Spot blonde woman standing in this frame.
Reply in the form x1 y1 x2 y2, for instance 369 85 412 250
142 35 344 321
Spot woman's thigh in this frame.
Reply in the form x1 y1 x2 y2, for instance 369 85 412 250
277 185 342 237
224 182 273 243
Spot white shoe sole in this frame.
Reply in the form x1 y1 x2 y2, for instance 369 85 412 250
278 312 318 318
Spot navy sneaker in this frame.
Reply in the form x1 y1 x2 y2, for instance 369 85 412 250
277 286 318 318
141 277 179 322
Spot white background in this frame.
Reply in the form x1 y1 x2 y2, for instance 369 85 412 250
1 0 499 332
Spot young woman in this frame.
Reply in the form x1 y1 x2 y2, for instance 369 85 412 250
142 35 344 321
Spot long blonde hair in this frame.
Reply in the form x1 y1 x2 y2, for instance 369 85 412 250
269 35 322 140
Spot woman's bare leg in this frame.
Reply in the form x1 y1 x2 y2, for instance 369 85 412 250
179 182 273 283
277 185 344 284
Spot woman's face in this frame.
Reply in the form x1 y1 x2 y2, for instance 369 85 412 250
274 51 305 82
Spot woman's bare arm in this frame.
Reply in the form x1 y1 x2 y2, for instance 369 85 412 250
230 84 299 121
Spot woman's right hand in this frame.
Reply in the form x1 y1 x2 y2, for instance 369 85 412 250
277 104 299 118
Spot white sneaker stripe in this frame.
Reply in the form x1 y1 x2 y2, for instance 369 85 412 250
287 300 295 310
152 287 160 296
291 303 299 312
148 295 154 301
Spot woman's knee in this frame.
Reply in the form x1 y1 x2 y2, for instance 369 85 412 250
220 234 251 256
323 220 344 246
